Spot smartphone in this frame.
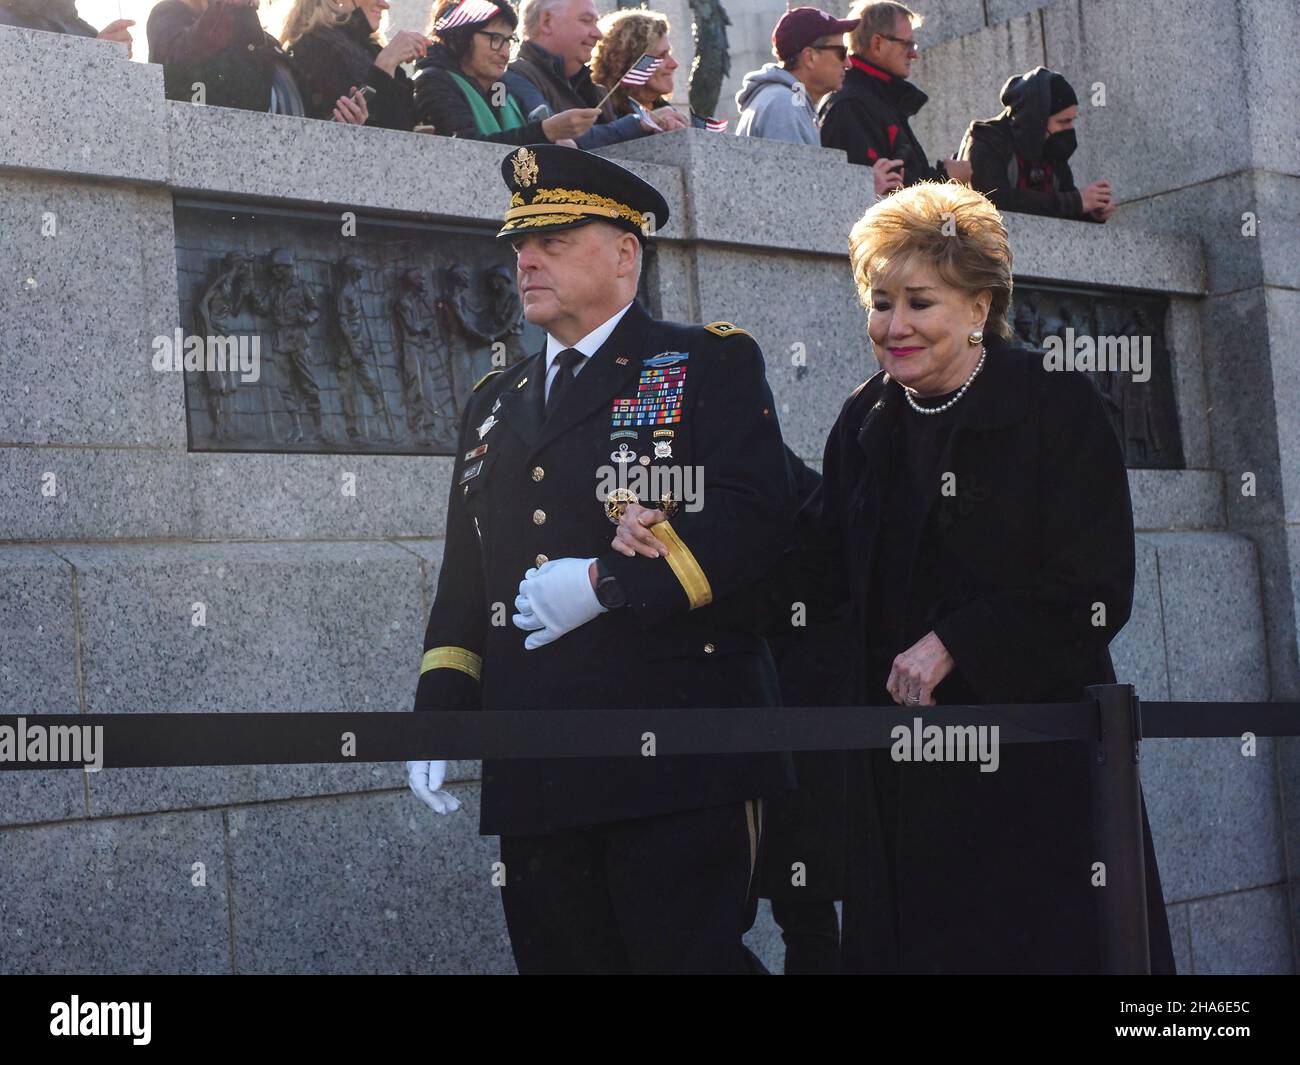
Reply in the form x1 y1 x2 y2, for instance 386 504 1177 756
352 85 377 102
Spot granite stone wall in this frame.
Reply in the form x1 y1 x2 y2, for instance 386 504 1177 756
0 14 1292 973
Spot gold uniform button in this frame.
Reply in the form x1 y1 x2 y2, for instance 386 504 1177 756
704 643 715 655
532 509 546 525
535 553 549 567
531 466 545 482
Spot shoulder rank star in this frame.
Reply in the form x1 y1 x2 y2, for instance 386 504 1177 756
476 413 498 439
704 321 753 340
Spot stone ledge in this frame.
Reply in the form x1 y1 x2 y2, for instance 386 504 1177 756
0 25 166 184
168 102 687 241
1129 469 1225 531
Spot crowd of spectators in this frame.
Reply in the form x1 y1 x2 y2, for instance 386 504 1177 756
0 0 1114 220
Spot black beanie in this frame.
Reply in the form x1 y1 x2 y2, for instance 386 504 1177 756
1048 73 1078 115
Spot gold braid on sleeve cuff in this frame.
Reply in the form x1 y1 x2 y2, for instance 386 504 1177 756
651 521 713 610
420 646 483 682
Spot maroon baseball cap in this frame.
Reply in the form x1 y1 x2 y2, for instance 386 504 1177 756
773 7 860 62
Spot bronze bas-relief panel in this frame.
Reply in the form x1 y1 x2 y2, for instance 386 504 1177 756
174 200 544 456
1010 283 1184 470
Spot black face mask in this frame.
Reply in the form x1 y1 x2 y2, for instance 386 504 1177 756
1042 129 1077 162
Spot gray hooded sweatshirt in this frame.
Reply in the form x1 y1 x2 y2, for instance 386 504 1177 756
734 64 821 146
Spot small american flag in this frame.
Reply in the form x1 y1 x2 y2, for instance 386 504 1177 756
435 0 501 32
620 53 663 87
698 114 728 133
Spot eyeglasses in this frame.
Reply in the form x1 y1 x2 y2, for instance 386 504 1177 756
878 33 919 54
810 44 848 61
474 30 519 51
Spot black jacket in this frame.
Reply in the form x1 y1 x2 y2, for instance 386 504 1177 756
819 58 945 183
147 0 279 111
412 43 548 145
413 302 797 837
288 9 414 130
773 335 1174 973
0 0 96 35
958 67 1096 221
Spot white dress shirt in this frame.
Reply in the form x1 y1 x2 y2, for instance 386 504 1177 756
543 301 635 402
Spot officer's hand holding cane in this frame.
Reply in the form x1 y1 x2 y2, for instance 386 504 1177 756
611 502 668 558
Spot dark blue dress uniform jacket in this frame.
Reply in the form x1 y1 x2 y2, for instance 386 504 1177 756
413 300 796 836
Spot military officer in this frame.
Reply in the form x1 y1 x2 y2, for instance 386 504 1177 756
407 144 797 974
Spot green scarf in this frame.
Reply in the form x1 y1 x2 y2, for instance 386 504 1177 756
448 70 526 136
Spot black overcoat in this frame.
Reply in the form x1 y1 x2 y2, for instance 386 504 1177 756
787 333 1175 973
414 301 796 837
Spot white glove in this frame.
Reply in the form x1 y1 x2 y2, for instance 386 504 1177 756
407 759 462 815
512 557 608 650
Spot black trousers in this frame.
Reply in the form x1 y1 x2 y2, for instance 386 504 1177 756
499 800 763 974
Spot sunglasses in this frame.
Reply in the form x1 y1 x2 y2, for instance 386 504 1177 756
810 43 848 61
474 30 519 51
878 33 920 54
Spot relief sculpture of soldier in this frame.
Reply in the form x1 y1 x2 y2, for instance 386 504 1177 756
249 248 327 445
439 263 497 421
1113 306 1159 464
334 255 396 446
482 262 528 369
394 267 442 445
195 251 254 442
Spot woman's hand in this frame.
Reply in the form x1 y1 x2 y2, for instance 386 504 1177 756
886 631 955 707
375 30 429 75
611 502 667 559
542 108 600 142
648 106 688 132
333 86 369 125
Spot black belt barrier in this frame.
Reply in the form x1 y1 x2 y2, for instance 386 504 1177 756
1 686 1297 975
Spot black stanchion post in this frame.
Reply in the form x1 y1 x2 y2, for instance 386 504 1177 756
1086 683 1150 974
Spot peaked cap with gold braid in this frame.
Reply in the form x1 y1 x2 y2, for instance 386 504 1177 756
496 144 670 243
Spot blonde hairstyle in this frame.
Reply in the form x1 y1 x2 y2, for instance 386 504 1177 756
280 0 382 48
591 9 670 115
848 182 1014 339
847 0 922 58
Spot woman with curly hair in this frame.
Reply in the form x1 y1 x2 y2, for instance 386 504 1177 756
589 8 688 131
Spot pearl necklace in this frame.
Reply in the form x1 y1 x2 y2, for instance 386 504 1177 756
902 346 987 415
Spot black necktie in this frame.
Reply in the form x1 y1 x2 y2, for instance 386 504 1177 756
545 347 584 416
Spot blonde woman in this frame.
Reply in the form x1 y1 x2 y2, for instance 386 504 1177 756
147 0 284 111
282 0 427 127
615 183 1176 974
589 9 687 130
